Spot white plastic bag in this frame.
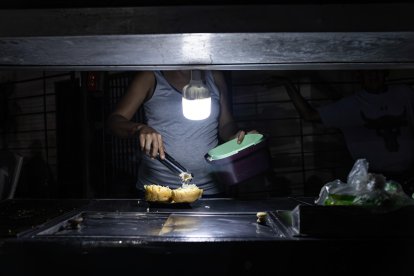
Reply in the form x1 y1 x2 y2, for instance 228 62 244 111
315 159 414 209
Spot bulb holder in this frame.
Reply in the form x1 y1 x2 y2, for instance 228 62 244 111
182 70 212 120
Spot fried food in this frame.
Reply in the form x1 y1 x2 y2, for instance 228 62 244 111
256 212 267 224
144 184 203 203
144 184 173 202
171 184 203 203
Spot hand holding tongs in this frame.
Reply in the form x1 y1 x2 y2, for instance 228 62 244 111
156 152 193 184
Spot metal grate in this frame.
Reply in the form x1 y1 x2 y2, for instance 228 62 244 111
104 72 144 196
0 72 72 197
231 71 414 196
231 72 358 196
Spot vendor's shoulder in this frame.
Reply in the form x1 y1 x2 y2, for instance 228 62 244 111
133 70 155 79
131 71 156 85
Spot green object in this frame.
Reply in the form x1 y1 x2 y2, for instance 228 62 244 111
324 194 356 206
207 133 264 160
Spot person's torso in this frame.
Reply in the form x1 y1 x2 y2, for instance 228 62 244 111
337 85 414 172
138 71 221 194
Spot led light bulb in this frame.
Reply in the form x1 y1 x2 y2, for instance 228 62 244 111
182 70 211 120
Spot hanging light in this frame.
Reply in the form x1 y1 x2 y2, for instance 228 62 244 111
182 70 211 120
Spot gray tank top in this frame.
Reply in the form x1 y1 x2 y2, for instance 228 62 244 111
137 71 221 195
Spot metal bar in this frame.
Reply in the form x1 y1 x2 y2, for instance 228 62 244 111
0 73 72 86
81 73 92 197
297 84 306 191
102 72 108 196
1 32 414 69
7 153 23 199
8 93 57 101
124 76 134 176
266 78 414 86
110 78 116 184
117 77 125 174
235 117 303 121
233 99 331 105
115 78 121 173
267 132 343 139
42 72 49 167
273 165 350 174
3 63 414 71
5 146 57 150
12 111 56 117
232 80 361 87
271 149 349 156
0 129 57 134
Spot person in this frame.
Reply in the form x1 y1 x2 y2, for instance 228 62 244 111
108 70 256 197
282 70 414 194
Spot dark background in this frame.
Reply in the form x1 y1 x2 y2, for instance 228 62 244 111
0 1 414 199
0 0 412 9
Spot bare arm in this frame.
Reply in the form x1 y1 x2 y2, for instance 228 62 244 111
283 79 321 122
107 71 165 159
107 71 153 136
214 71 258 143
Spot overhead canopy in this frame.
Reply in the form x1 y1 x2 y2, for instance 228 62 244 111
0 4 414 70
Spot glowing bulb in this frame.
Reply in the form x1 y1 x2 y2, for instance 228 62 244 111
182 70 211 120
182 97 211 120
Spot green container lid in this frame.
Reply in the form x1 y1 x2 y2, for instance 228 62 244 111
207 133 264 161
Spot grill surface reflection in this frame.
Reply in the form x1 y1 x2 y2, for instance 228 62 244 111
35 211 286 240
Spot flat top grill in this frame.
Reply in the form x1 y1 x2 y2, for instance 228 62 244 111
35 211 287 240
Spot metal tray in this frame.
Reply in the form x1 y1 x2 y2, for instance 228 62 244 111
34 211 287 240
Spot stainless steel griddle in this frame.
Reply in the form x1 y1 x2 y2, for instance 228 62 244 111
34 211 287 241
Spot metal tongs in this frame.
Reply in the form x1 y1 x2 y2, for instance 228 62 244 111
156 152 193 184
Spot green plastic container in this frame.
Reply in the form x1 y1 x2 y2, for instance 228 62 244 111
207 134 264 160
205 134 271 185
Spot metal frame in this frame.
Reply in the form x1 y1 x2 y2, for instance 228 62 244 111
1 32 414 70
1 4 414 70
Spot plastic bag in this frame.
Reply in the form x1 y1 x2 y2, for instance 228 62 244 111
315 159 414 210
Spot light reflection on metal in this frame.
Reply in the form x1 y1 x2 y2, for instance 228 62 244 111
180 34 213 65
34 211 285 240
0 32 414 70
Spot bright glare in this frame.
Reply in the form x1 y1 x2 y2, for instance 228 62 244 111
180 34 212 64
182 97 211 120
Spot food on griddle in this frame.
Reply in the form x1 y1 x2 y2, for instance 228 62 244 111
67 217 84 229
144 184 203 203
171 184 203 203
256 212 267 224
144 184 173 202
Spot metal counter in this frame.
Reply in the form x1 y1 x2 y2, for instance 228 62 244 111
0 197 301 240
0 197 412 275
34 211 285 241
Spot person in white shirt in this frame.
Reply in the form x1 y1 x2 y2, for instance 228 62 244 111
283 70 414 194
